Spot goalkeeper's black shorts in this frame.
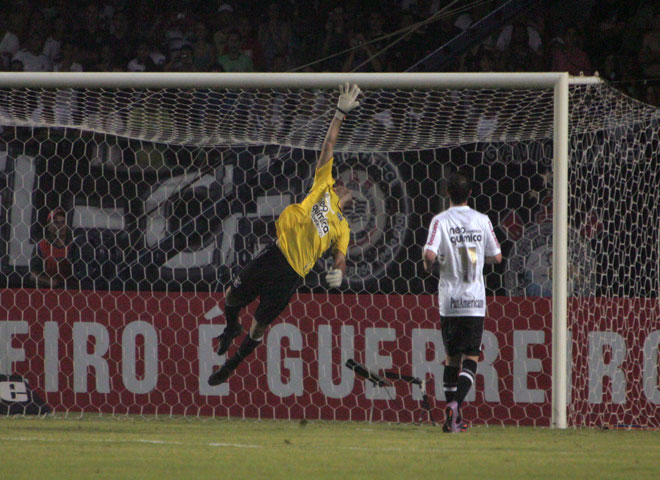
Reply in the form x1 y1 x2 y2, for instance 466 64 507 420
228 242 302 326
440 316 484 357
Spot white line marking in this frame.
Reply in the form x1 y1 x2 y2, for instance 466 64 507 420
343 446 402 452
208 442 261 448
0 436 261 449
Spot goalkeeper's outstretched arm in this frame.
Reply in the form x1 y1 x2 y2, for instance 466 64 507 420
317 83 361 171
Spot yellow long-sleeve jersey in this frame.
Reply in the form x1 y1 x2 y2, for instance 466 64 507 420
275 158 350 277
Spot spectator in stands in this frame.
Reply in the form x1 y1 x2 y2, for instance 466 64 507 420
586 0 635 67
208 61 225 72
409 2 462 70
177 45 196 72
639 11 660 78
53 40 83 72
143 42 166 70
97 1 118 27
270 53 289 72
551 25 593 76
31 208 72 289
288 4 321 70
438 10 462 37
42 16 67 64
408 0 438 18
191 21 216 72
342 32 383 72
464 0 499 48
388 11 433 72
213 4 235 58
163 45 196 72
366 11 385 43
237 15 265 71
0 12 21 69
601 54 619 82
9 58 24 72
164 11 194 55
42 1 66 22
637 11 660 106
93 44 119 72
453 7 474 34
388 12 414 72
618 55 645 101
500 22 543 72
644 84 660 107
128 42 161 72
258 2 291 71
74 3 110 69
322 6 350 71
28 9 49 38
461 44 500 72
12 33 52 72
217 31 254 72
108 11 134 68
132 3 164 48
496 15 543 56
345 11 387 71
163 48 182 72
426 4 462 46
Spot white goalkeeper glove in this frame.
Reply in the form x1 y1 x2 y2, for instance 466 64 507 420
335 82 361 120
325 268 343 288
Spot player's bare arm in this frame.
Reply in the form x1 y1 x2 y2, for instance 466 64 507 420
423 248 437 273
485 253 502 264
317 83 361 171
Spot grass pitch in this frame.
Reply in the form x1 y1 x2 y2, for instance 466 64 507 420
2 415 659 480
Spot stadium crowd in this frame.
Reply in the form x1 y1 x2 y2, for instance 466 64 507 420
0 0 657 105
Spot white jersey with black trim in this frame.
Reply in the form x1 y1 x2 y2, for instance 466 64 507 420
424 206 501 317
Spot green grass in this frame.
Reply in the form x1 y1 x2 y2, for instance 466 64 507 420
1 415 659 480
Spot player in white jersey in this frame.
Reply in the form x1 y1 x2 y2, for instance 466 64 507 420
423 170 502 433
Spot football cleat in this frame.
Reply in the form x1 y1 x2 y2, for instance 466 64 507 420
208 364 233 386
442 401 462 433
216 323 241 356
456 419 469 432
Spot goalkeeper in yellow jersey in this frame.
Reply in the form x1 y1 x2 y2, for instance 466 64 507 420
209 83 361 386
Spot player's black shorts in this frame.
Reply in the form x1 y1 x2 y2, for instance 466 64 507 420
227 242 302 326
440 316 484 357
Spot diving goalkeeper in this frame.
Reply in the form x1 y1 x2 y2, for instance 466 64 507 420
208 83 361 386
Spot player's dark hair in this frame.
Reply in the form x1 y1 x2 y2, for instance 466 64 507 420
447 170 472 204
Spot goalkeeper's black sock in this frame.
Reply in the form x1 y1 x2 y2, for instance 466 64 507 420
216 304 243 356
454 359 477 407
224 304 241 327
223 334 261 372
443 365 459 403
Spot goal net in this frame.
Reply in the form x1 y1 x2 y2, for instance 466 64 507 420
0 73 658 428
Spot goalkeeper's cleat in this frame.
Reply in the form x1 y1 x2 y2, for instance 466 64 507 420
208 364 233 386
442 401 460 433
216 323 241 356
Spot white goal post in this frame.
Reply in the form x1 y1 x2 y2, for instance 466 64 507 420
0 72 657 429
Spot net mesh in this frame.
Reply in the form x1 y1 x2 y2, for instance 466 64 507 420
0 79 658 427
0 86 562 149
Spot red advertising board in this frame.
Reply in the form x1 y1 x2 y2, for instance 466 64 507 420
1 289 658 427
